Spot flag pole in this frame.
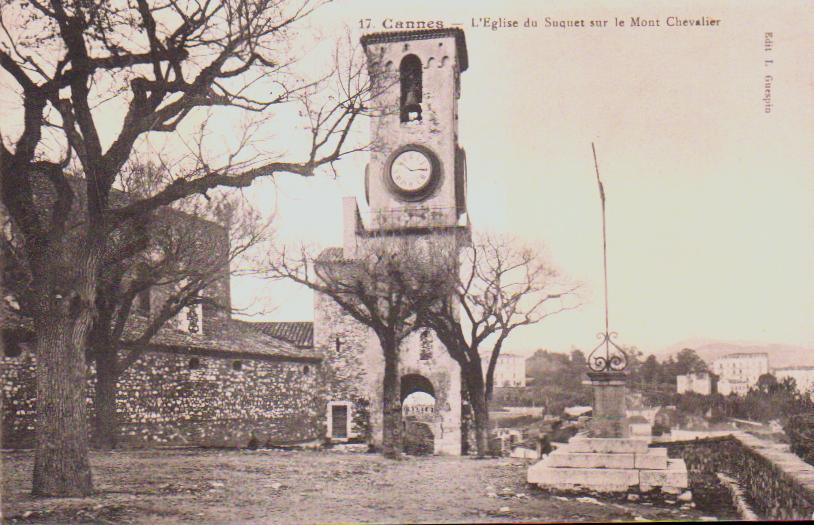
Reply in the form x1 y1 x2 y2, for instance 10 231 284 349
587 143 627 373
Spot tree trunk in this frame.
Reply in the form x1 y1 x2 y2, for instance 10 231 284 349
31 243 99 497
471 390 490 457
464 369 490 457
92 350 119 450
32 310 94 496
381 343 403 460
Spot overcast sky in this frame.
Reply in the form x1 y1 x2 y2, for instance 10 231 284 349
229 0 814 357
4 0 811 357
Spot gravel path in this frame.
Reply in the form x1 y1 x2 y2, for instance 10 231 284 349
2 449 725 523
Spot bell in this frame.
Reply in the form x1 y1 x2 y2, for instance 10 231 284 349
404 88 420 108
403 89 422 120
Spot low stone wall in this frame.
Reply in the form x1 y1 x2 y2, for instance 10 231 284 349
664 432 814 520
2 349 323 449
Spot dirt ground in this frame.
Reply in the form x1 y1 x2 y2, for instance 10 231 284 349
2 449 726 524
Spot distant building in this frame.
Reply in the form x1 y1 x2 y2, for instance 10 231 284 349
711 352 769 395
676 372 713 395
483 352 526 387
717 379 751 396
773 366 814 393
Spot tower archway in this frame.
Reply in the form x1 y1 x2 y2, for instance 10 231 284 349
401 373 435 401
401 374 436 455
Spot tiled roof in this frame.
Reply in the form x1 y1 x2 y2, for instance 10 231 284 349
237 321 314 348
317 246 348 262
1 309 321 363
360 27 468 71
121 316 321 362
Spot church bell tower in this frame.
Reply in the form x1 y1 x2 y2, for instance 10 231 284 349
319 29 470 456
360 28 468 232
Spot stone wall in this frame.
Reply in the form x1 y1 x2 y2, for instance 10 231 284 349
1 351 38 448
665 432 814 520
313 288 373 441
314 276 463 454
1 347 322 449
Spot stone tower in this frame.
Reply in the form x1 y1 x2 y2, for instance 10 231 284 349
361 28 468 232
314 28 470 455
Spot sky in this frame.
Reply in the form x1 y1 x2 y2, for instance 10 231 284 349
229 0 814 358
3 0 812 358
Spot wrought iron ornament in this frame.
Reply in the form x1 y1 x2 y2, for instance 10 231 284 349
589 331 628 372
587 143 628 373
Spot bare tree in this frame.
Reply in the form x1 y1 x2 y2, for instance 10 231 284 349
88 161 269 449
269 235 452 459
413 234 580 456
0 0 370 496
3 161 268 450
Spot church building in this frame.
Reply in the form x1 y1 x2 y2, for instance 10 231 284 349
1 28 472 455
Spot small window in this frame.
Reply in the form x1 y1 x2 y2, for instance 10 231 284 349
136 288 151 316
2 332 22 358
419 329 432 361
232 360 242 371
185 304 201 334
303 365 310 375
188 357 200 370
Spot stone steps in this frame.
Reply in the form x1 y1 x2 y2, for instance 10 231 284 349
527 437 688 494
545 446 668 470
567 436 650 454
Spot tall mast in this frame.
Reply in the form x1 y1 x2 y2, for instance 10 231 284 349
587 143 628 373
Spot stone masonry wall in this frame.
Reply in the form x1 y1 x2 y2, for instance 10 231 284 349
314 282 463 454
665 433 814 520
313 289 373 441
1 347 322 449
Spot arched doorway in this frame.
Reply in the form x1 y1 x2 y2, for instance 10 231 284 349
401 374 436 455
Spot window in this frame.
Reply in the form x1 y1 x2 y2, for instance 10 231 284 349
399 54 423 122
188 357 200 370
184 304 201 334
136 288 151 316
303 365 310 375
175 279 204 334
2 331 22 358
419 329 432 361
232 360 242 371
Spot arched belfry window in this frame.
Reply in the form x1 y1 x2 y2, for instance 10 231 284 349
400 54 423 122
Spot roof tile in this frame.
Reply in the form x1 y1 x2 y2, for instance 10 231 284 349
237 320 314 348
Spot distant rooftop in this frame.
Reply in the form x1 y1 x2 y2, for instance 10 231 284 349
716 352 769 359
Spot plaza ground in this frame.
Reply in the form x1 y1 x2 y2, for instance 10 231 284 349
2 449 732 524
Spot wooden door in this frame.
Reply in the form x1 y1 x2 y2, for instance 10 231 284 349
331 405 348 439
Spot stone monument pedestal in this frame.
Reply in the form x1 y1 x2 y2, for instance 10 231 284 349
528 369 689 495
587 371 629 438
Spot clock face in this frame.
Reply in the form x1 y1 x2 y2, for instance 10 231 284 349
390 149 433 193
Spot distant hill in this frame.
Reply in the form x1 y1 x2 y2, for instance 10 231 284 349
656 339 814 369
